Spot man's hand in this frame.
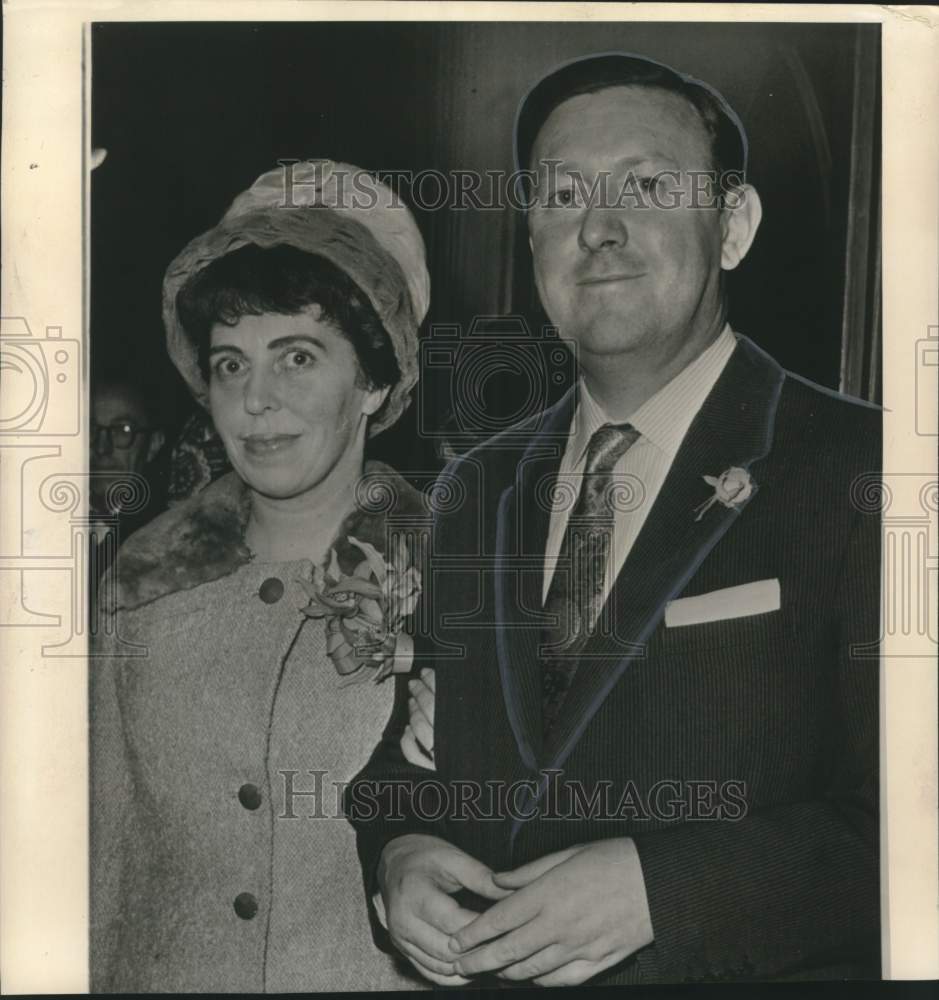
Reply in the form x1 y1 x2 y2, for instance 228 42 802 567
377 833 511 985
448 837 653 986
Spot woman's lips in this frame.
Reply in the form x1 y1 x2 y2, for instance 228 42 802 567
241 433 301 457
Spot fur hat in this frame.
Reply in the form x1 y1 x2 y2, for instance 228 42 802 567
162 160 429 436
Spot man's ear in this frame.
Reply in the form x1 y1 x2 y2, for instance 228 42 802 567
720 184 762 270
146 430 165 464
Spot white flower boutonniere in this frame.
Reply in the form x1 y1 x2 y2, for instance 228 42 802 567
693 466 755 522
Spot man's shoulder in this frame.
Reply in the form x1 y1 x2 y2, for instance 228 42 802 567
776 369 882 469
780 368 882 420
438 391 574 492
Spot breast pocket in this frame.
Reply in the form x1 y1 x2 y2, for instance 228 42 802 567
653 605 797 657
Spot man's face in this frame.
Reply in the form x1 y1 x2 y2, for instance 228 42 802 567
528 85 728 372
91 384 159 496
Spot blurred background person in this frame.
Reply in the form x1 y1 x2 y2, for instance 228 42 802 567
89 372 168 579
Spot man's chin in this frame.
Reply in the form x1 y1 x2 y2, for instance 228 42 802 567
569 320 652 362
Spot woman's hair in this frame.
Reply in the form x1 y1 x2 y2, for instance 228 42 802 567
175 243 401 396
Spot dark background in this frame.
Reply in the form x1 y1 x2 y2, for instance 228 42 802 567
91 20 882 476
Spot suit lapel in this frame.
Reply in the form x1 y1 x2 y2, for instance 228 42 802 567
541 336 786 769
495 387 577 771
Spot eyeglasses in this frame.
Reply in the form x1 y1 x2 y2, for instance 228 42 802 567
91 421 154 451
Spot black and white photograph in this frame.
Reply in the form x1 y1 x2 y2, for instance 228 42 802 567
1 3 937 994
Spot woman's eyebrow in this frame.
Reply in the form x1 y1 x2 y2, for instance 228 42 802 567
267 335 327 352
207 335 327 356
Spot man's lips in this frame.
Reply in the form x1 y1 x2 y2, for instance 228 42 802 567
577 272 647 286
241 433 301 456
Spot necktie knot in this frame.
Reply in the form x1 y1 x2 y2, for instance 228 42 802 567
584 422 641 476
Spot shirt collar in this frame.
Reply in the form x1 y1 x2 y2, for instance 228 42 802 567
569 324 737 466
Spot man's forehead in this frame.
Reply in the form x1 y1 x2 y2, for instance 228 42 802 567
530 84 711 167
94 385 149 421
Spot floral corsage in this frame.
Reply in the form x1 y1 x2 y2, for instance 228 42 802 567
299 534 421 683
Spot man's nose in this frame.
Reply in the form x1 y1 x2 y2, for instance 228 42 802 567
92 426 113 457
578 205 629 253
244 367 280 415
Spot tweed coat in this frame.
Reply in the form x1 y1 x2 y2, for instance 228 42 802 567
349 335 882 984
90 460 428 993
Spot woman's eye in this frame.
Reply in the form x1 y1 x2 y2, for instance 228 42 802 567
283 349 316 370
212 356 246 380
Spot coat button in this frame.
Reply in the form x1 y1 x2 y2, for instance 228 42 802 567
258 577 284 604
234 892 258 920
238 783 262 810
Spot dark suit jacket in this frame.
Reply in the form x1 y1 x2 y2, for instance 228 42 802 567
349 334 882 983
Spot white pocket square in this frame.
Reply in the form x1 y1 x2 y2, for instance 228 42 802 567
664 578 780 627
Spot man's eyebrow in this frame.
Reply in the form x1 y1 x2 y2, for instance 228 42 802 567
618 153 679 170
98 412 144 424
544 152 681 175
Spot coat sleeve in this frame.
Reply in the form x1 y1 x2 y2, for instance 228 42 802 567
630 505 881 981
345 631 452 947
345 484 462 946
88 612 136 991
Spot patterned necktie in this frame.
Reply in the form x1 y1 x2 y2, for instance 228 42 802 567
541 422 641 734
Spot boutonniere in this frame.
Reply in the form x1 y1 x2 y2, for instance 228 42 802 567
298 534 421 684
693 466 755 522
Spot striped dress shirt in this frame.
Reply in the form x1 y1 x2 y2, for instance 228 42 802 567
543 324 737 607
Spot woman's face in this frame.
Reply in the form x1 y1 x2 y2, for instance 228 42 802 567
208 306 388 501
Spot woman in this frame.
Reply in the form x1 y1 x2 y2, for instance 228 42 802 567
90 161 430 992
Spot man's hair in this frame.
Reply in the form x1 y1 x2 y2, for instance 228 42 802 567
515 52 748 192
176 243 401 395
91 371 164 428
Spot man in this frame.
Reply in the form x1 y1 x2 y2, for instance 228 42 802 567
90 374 167 578
349 53 881 985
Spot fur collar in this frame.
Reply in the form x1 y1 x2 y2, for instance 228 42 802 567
112 461 428 612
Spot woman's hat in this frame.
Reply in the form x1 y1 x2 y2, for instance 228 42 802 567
162 160 430 436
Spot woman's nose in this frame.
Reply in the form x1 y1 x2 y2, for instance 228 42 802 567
243 367 280 414
578 205 629 253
